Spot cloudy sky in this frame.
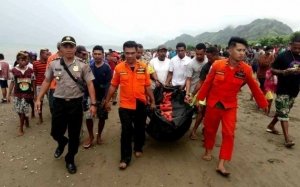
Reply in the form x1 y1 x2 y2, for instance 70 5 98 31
1 0 300 48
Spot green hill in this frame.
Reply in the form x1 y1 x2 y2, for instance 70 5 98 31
164 18 293 48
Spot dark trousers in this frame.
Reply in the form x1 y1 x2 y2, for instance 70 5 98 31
51 97 83 164
48 89 55 114
118 100 147 164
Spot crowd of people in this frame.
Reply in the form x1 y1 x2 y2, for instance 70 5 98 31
0 34 299 176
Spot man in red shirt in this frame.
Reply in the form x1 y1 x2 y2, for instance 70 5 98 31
197 37 268 176
33 48 49 124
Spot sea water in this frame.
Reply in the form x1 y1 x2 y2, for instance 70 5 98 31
0 43 57 65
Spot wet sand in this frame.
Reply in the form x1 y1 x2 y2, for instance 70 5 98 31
1 86 300 187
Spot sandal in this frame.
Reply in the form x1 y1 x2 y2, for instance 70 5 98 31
96 135 103 145
202 155 211 161
134 152 143 158
119 162 127 170
216 169 230 177
266 129 282 135
83 138 94 148
284 141 295 148
190 134 198 140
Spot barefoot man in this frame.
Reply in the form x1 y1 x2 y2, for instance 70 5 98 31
197 37 268 176
105 41 155 169
33 48 49 124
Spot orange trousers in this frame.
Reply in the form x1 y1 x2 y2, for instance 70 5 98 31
204 105 237 161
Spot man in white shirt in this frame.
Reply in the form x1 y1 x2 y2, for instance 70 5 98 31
150 45 170 89
165 43 191 90
185 43 207 98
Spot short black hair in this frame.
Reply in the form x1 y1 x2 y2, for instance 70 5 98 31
176 42 186 50
93 45 104 53
123 41 138 51
223 51 230 58
206 47 219 55
291 34 300 44
137 44 143 49
105 53 110 57
196 43 206 51
265 46 274 51
0 53 4 60
228 37 248 48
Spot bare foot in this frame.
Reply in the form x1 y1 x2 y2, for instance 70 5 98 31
37 118 43 125
119 162 127 169
17 131 24 136
25 122 30 128
135 152 143 158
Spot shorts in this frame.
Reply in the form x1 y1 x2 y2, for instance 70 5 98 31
252 64 258 73
189 94 206 106
13 97 30 116
265 91 274 100
0 80 8 88
275 94 295 121
85 97 108 120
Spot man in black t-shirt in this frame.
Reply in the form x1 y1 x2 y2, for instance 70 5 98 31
266 35 300 148
188 47 223 140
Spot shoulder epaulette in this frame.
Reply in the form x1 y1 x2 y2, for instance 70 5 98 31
51 57 61 62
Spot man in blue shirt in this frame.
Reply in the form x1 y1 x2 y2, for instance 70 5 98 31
84 45 112 148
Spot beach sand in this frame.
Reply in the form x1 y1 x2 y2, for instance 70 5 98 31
1 86 300 187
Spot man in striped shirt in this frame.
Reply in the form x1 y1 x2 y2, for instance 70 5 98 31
33 48 49 124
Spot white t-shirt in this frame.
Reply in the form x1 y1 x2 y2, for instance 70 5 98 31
168 55 191 86
150 57 170 89
186 56 208 91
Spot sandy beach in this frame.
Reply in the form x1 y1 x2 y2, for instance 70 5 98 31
1 85 300 187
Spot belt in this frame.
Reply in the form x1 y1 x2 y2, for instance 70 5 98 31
54 97 82 102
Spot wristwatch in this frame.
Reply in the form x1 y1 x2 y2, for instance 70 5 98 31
90 103 98 107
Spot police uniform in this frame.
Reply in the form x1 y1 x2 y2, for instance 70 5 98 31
45 39 95 167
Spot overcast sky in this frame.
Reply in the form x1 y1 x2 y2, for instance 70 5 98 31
1 0 300 48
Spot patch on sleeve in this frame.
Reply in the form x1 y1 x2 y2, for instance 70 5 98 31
85 64 91 72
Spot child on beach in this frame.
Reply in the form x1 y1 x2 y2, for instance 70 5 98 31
264 68 277 116
7 52 36 136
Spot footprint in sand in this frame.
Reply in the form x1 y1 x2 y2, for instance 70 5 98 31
267 158 284 164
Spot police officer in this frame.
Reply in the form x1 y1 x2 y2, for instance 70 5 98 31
35 36 97 174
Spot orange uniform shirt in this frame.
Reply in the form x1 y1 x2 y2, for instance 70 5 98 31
111 61 151 110
46 53 60 90
197 59 268 109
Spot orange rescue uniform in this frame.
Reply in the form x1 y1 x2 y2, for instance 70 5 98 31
110 60 151 110
197 59 268 161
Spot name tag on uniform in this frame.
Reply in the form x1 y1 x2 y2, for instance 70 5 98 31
216 71 225 75
136 68 145 74
55 68 62 71
234 71 246 79
119 72 128 75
